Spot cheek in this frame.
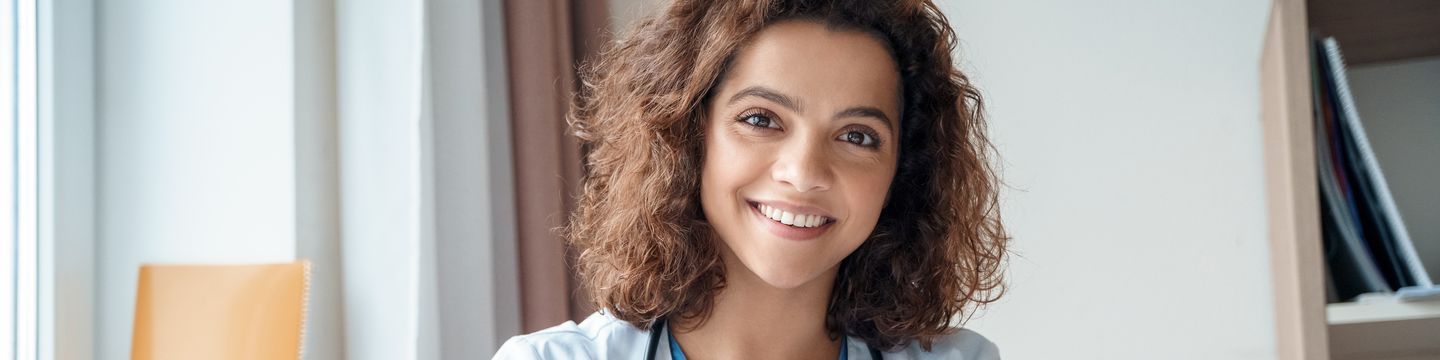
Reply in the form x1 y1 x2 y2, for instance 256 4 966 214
838 165 895 234
700 124 765 217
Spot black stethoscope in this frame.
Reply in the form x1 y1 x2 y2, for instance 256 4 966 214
644 318 885 360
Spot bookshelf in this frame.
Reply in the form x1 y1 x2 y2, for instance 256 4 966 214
1261 0 1440 359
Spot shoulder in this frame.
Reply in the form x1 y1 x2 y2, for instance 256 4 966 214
492 311 652 360
870 328 1000 360
924 328 1001 359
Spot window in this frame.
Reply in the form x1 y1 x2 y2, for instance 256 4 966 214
2 0 39 358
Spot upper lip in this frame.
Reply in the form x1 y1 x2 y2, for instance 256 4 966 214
748 199 835 219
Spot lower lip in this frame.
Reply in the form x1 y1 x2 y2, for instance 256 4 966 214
748 202 833 241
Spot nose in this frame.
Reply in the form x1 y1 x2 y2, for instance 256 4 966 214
771 138 833 193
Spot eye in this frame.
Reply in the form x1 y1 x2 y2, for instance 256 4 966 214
737 109 781 130
838 129 879 147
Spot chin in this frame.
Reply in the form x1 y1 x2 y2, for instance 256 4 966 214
753 270 818 290
739 251 832 290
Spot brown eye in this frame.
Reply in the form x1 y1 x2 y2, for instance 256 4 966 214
738 111 780 129
838 130 878 147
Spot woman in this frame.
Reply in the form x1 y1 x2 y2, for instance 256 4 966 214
496 0 1007 358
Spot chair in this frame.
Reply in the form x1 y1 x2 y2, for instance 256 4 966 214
131 261 309 360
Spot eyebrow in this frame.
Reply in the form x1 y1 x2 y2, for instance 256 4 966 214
726 85 895 131
729 86 801 112
834 106 894 132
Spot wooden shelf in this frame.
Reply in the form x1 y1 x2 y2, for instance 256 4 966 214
1327 300 1440 359
1327 299 1440 325
1307 0 1440 65
1262 0 1440 359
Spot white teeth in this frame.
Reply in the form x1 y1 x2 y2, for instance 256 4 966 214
756 204 827 228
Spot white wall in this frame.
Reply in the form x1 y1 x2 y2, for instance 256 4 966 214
1348 57 1440 283
938 1 1277 358
95 1 296 358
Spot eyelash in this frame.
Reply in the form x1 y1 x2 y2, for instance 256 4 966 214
839 127 882 148
737 109 781 130
734 108 884 149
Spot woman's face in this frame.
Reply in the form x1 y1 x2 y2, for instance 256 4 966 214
700 20 901 290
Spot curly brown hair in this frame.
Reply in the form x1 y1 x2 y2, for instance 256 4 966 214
564 0 1007 350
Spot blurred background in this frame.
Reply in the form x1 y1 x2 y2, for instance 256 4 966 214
4 0 1437 359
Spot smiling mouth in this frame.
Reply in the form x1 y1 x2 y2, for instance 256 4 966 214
748 201 834 228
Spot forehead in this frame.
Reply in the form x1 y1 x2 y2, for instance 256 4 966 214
717 20 901 114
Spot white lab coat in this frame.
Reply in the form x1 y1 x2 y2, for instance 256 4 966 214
493 311 1000 359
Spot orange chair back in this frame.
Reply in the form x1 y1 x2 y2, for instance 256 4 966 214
131 261 309 360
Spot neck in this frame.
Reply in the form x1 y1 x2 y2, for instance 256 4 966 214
670 248 842 360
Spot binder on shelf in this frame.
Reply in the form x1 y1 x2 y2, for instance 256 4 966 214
1312 36 1436 302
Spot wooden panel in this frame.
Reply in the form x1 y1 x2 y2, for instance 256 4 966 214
1261 0 1331 359
1327 299 1440 325
1308 0 1440 65
1329 317 1440 359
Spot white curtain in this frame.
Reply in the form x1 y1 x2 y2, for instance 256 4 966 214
303 0 521 358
